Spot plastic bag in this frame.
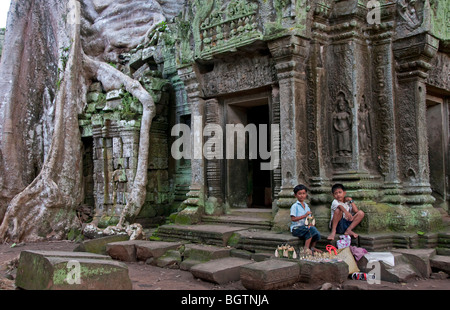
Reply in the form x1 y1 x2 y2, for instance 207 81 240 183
337 235 351 249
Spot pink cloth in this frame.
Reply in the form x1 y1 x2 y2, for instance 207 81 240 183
350 246 368 261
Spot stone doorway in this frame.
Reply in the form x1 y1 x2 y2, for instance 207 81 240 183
224 93 273 209
426 91 449 214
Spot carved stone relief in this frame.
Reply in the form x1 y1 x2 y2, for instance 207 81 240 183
198 0 262 60
202 55 276 97
332 91 352 158
358 95 372 153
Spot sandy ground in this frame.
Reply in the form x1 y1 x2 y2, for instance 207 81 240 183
0 240 449 292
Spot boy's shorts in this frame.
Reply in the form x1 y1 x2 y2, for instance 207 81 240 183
292 226 321 242
336 218 352 234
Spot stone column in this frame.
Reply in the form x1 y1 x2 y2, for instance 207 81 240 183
268 35 310 230
270 85 281 201
393 32 442 229
393 34 437 196
367 4 404 204
204 98 224 215
176 65 205 224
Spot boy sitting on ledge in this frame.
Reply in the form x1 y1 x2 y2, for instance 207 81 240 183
327 183 365 240
290 184 321 254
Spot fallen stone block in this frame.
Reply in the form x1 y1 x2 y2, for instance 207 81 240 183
430 255 450 275
357 252 418 283
136 241 184 262
15 250 131 290
106 240 148 262
74 234 130 255
240 259 300 290
392 249 436 277
190 257 253 284
298 259 349 284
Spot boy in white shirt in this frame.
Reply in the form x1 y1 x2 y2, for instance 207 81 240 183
327 183 365 240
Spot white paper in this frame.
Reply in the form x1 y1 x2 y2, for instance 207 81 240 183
363 252 395 267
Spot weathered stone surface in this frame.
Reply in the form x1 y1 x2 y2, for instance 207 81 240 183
15 250 131 290
240 259 300 290
136 241 184 261
180 244 231 271
392 249 436 277
430 255 450 274
155 250 182 269
227 229 302 252
74 234 130 255
156 224 246 246
106 240 148 262
190 257 253 284
358 252 418 283
298 260 349 284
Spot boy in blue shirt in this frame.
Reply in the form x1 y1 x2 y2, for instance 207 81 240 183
290 184 321 254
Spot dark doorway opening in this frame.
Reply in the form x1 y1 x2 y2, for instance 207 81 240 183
247 104 272 208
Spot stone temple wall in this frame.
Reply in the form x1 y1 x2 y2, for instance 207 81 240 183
167 0 449 233
77 0 449 233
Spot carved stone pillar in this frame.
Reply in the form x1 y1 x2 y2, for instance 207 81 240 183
204 98 224 215
367 5 404 204
393 33 437 204
270 85 281 201
176 65 205 224
393 32 442 229
268 35 310 230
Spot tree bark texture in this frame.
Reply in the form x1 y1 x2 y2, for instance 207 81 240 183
0 0 177 242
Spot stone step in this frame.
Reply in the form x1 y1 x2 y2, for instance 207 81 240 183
180 244 231 271
202 208 273 230
201 215 272 230
15 250 132 290
228 208 273 219
155 224 247 246
227 229 303 252
190 257 253 284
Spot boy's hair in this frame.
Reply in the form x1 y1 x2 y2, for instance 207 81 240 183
331 183 345 194
293 184 308 194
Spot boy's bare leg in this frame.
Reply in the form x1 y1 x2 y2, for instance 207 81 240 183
344 210 365 238
304 238 312 255
327 209 342 240
310 241 322 253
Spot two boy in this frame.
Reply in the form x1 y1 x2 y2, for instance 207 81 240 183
290 183 365 248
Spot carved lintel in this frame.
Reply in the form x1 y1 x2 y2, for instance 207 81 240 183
393 33 439 80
